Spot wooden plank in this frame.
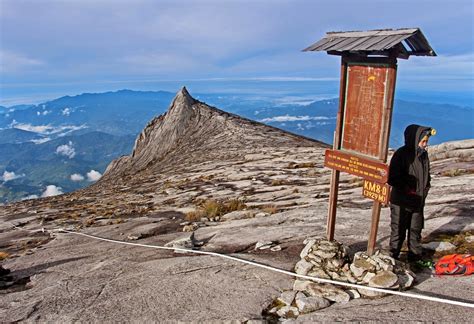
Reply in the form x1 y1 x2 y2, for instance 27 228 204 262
327 28 418 38
326 58 348 241
302 38 333 51
324 149 389 183
341 63 390 157
335 36 372 51
379 35 410 50
350 35 390 51
330 37 368 51
327 30 381 38
319 37 353 51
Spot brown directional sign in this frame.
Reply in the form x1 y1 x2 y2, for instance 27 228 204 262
324 149 389 183
362 180 391 205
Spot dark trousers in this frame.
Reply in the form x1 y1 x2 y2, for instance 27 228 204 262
389 204 424 258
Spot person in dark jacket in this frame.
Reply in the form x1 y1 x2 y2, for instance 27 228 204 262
388 124 436 261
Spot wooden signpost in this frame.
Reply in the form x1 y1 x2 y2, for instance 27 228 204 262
304 28 436 255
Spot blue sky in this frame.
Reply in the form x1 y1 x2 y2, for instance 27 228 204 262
0 0 473 106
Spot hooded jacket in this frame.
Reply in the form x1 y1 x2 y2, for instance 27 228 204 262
388 124 432 211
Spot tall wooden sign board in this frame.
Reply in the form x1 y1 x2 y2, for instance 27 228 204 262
326 55 397 255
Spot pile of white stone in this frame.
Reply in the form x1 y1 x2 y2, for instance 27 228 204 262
267 238 416 319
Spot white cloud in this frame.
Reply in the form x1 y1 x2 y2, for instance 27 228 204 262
2 170 24 182
259 115 332 123
86 170 102 182
42 185 63 197
56 141 76 159
62 108 71 116
37 110 51 116
22 194 39 201
31 137 51 144
70 173 85 181
9 121 87 135
273 95 335 106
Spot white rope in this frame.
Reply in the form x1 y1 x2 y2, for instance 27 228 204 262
5 223 474 309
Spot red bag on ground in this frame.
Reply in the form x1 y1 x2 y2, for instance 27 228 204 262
435 254 474 275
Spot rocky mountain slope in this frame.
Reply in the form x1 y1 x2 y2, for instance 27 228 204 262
0 88 473 322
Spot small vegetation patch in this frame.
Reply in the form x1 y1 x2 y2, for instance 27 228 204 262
0 251 10 260
185 198 247 221
440 168 474 177
259 204 280 214
287 162 316 169
423 231 474 257
271 179 288 186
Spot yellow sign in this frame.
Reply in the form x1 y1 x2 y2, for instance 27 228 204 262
362 180 391 205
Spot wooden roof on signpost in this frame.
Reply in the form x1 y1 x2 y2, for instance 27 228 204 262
303 28 436 59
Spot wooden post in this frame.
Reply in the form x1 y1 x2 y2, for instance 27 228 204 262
326 57 348 241
366 57 398 255
327 170 340 240
367 202 382 255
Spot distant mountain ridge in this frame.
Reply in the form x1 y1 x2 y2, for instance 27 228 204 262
0 89 175 137
0 88 472 203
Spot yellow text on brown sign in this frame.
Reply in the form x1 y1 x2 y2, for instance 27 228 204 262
362 180 391 205
324 149 389 183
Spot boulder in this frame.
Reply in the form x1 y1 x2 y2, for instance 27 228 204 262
422 241 456 252
398 272 415 289
270 245 282 252
164 234 195 252
362 272 376 284
293 280 312 292
312 249 336 259
350 263 367 278
357 287 387 298
353 256 376 272
305 283 350 303
277 291 297 306
255 241 273 250
221 210 249 221
347 289 361 299
300 240 315 259
307 268 331 280
307 253 323 264
295 259 314 276
295 293 330 313
368 271 399 288
276 306 299 318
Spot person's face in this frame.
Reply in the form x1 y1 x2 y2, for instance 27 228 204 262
418 138 429 150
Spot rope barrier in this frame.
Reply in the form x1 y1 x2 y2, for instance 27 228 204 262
5 223 474 309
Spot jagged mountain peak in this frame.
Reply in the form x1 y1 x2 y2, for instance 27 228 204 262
103 87 325 179
173 86 194 106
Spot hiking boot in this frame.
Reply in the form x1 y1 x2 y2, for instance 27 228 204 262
389 250 400 260
407 252 421 263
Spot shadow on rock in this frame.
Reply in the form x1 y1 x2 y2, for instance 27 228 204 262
13 256 88 278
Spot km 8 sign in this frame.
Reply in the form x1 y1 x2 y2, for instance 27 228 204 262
362 179 390 205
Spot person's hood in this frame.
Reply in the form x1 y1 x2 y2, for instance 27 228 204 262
404 124 432 151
